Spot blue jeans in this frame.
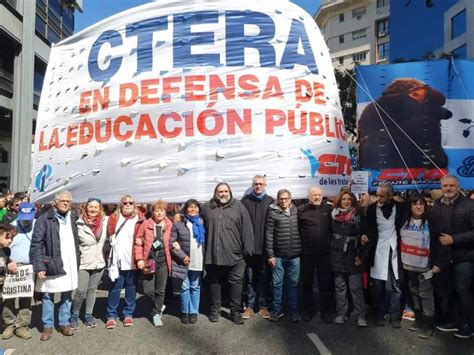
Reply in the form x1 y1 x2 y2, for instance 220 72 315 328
454 261 474 327
106 270 138 320
180 270 202 315
42 291 72 328
271 256 300 315
243 255 272 309
371 261 402 318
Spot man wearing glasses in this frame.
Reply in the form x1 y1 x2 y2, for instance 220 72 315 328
3 197 22 226
30 190 80 341
241 175 274 320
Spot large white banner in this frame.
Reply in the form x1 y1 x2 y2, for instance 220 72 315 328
30 0 350 203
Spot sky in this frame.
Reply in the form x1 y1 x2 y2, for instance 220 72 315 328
75 0 321 32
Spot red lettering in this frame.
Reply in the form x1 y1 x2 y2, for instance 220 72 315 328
158 113 182 139
265 109 286 134
238 75 260 99
141 79 160 105
197 110 223 136
135 114 157 139
185 75 206 101
119 83 138 107
113 115 133 141
227 109 252 135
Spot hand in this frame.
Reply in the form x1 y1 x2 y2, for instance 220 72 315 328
432 265 441 273
38 271 46 279
7 261 17 274
173 242 181 250
137 260 145 269
268 257 276 268
361 235 369 245
183 256 190 266
355 256 363 266
173 214 182 223
439 233 454 246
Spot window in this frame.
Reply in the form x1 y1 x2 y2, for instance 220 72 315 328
35 14 47 36
352 7 366 19
378 42 390 60
339 13 344 22
452 44 467 59
352 52 367 62
377 19 389 36
451 10 466 39
339 35 344 44
377 0 389 8
352 29 367 40
338 57 344 65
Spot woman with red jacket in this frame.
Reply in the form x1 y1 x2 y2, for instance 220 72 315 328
134 200 172 327
105 195 145 330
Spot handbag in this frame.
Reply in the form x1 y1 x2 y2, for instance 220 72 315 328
142 259 156 275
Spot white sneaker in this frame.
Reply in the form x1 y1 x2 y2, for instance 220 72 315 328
334 315 345 324
153 313 163 327
357 318 368 327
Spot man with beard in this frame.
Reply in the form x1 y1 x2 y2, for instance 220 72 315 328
202 182 255 324
363 183 404 327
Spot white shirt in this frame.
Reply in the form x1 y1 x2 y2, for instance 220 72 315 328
115 214 138 271
370 205 399 281
36 212 78 293
187 221 203 271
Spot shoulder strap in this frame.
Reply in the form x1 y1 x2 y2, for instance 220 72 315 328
115 218 129 237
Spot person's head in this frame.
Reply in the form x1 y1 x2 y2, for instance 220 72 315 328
407 194 427 220
307 186 323 206
84 198 104 218
118 194 137 217
0 224 14 248
440 175 460 201
151 200 167 223
213 183 233 206
376 183 394 206
17 202 35 228
183 199 201 217
54 191 72 214
334 191 358 210
359 193 371 208
0 195 6 209
277 189 292 210
8 197 22 213
251 175 267 196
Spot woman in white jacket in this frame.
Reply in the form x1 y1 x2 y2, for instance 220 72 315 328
70 198 108 329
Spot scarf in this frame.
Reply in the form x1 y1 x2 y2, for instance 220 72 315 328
186 214 205 246
82 213 103 240
378 200 395 219
331 207 356 222
251 191 266 201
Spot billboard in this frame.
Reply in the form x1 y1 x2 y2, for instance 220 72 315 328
356 60 474 190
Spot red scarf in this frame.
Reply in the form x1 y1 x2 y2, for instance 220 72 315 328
82 213 103 240
332 207 356 223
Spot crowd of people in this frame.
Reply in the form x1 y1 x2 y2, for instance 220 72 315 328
0 175 473 343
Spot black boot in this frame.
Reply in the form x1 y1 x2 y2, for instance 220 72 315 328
409 311 423 332
419 315 435 339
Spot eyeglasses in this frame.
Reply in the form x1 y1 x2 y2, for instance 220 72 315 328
122 202 134 206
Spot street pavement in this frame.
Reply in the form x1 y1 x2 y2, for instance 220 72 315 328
2 291 474 355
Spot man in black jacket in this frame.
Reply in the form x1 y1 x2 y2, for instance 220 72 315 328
432 175 474 338
202 183 254 325
298 186 333 322
30 190 80 341
241 175 273 319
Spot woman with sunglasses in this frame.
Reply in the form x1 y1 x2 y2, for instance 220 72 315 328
70 198 107 329
105 195 145 329
399 194 447 339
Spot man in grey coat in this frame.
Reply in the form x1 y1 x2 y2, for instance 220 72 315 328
202 182 255 325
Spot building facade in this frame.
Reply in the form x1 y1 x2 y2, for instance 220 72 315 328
0 0 82 192
315 0 390 69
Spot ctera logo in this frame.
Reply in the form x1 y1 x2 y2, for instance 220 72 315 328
35 165 52 192
300 148 351 178
457 156 474 177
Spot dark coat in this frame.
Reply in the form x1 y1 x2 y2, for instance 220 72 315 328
297 202 332 255
429 196 474 263
202 198 254 266
29 208 80 276
330 210 368 274
365 201 404 276
265 203 301 258
241 193 274 255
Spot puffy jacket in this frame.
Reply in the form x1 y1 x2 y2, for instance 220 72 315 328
107 211 145 269
134 217 173 274
265 203 301 258
241 193 274 255
170 219 204 280
298 201 332 255
429 195 474 263
77 216 108 270
30 208 80 276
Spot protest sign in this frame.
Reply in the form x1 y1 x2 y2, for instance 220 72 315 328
2 265 34 299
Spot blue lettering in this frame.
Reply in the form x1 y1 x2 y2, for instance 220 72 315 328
173 12 220 67
225 10 276 67
280 19 318 74
88 30 123 83
126 16 168 75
